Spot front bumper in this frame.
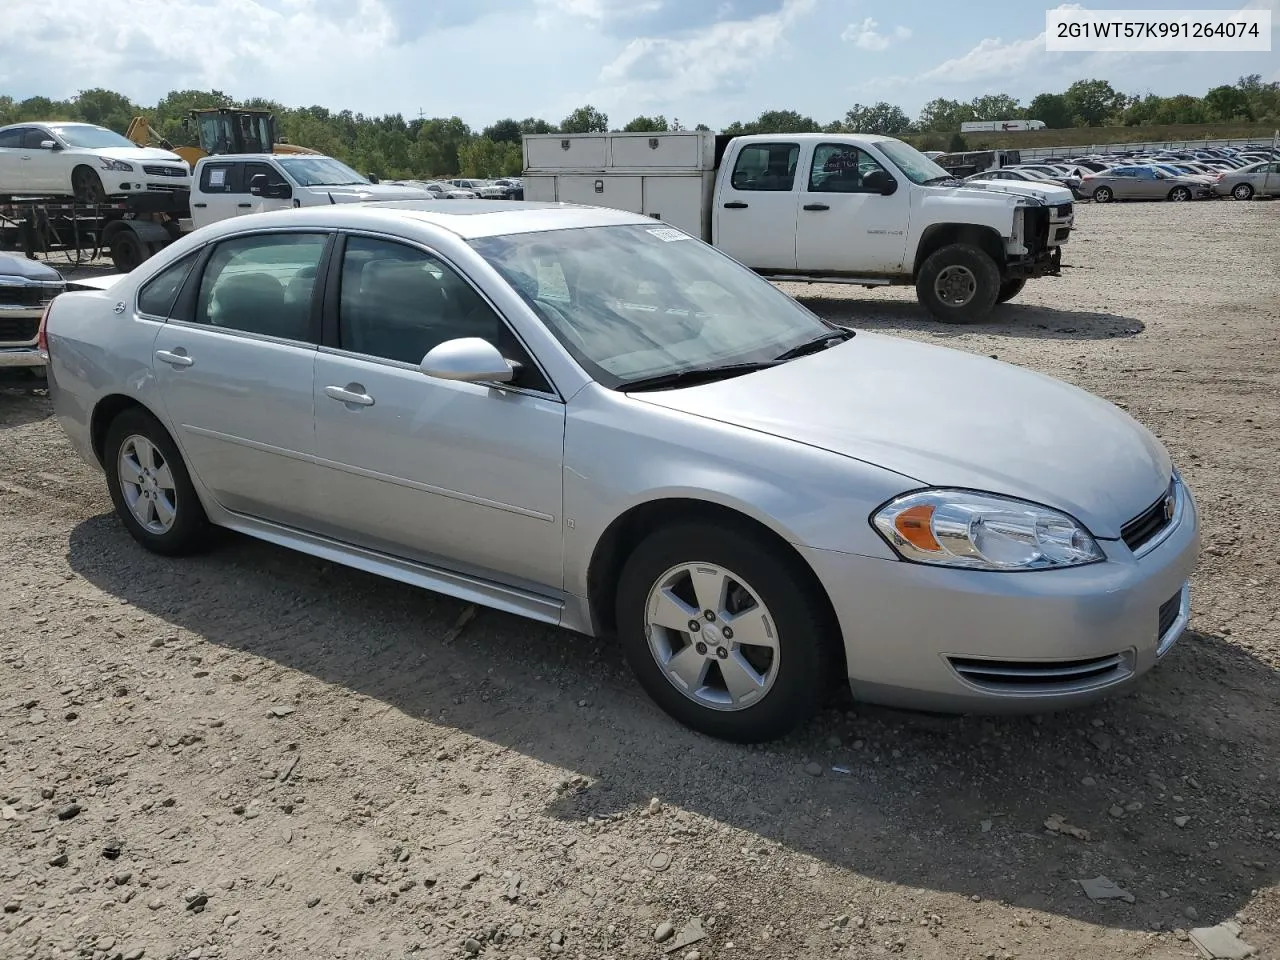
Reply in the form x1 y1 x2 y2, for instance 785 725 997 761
1007 244 1062 279
799 481 1200 714
0 346 45 368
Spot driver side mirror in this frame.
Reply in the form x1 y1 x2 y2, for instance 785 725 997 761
249 173 293 200
39 140 60 151
420 337 516 383
863 170 897 195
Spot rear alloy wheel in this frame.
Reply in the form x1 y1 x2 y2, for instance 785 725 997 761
915 243 1001 324
616 524 838 743
72 165 107 203
104 407 210 556
1092 185 1113 203
996 278 1026 304
1168 186 1192 202
1232 183 1254 201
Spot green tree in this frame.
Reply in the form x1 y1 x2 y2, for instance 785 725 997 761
1203 84 1254 122
723 109 820 135
519 117 557 135
835 101 912 134
622 114 669 132
969 94 1021 120
1026 92 1072 128
482 118 522 144
561 104 608 133
73 88 136 131
1062 79 1125 126
917 98 971 131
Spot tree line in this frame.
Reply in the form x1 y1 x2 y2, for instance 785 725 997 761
1 76 1275 182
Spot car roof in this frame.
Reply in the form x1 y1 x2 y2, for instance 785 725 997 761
209 200 656 240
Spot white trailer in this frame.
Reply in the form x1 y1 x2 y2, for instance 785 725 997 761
960 120 1047 133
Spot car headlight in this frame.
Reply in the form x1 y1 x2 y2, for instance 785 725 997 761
871 490 1104 571
99 159 134 172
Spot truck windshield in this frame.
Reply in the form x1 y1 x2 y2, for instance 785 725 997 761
470 224 839 390
275 157 368 186
50 125 137 149
876 140 954 185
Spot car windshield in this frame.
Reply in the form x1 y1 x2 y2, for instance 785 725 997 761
275 156 368 186
876 139 953 184
469 224 838 389
50 125 136 149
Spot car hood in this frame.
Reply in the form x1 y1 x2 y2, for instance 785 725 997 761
303 184 432 202
965 179 1075 205
92 146 188 165
630 332 1171 538
0 252 63 282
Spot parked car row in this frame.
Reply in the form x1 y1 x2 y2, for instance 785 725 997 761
384 177 524 200
967 143 1280 203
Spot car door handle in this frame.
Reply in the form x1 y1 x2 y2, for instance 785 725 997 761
192 202 207 208
237 202 252 208
803 203 830 211
324 384 375 406
723 201 748 209
155 349 193 367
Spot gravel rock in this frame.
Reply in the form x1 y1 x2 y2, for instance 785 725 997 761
654 921 675 942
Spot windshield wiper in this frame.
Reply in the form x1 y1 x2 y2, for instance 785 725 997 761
622 362 778 392
772 326 854 362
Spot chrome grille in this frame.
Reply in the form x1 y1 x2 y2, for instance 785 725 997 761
949 653 1128 693
0 285 54 308
1122 478 1177 553
143 165 187 177
1054 202 1073 217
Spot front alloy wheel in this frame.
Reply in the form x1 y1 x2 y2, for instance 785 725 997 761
644 562 780 712
118 435 177 535
616 523 839 742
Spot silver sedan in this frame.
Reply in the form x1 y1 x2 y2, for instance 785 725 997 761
42 201 1201 742
1211 160 1280 200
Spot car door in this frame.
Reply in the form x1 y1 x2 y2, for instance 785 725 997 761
242 160 295 214
1262 162 1280 195
149 228 332 527
0 127 28 193
795 142 909 273
311 232 566 591
19 127 63 193
1109 168 1140 199
713 140 802 271
191 160 245 229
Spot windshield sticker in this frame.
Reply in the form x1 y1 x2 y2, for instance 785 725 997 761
646 227 690 242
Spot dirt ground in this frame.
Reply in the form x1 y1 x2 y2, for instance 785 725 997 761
1 200 1278 960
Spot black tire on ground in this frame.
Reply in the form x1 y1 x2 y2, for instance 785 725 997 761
1092 185 1113 202
1232 183 1254 201
615 523 840 743
996 278 1026 304
103 406 211 556
110 231 145 272
914 242 1001 324
72 165 106 203
1168 186 1192 202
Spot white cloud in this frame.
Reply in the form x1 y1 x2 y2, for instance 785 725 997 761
0 0 396 95
594 0 815 103
915 33 1051 83
841 17 911 51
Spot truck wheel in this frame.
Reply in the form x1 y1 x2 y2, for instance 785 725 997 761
111 231 145 272
916 243 1000 324
1092 185 1113 203
996 278 1026 304
1232 183 1254 201
72 166 107 203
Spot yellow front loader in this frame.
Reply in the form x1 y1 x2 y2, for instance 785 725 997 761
126 108 320 164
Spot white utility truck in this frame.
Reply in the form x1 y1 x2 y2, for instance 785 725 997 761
522 131 1073 323
189 153 430 231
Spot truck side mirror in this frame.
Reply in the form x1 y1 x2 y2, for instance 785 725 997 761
248 173 268 195
879 177 898 195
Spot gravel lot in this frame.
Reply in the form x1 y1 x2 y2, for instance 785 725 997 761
1 200 1278 960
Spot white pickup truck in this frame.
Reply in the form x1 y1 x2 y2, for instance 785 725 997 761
189 153 430 231
522 131 1074 323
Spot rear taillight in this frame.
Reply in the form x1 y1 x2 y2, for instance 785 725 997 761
37 299 54 355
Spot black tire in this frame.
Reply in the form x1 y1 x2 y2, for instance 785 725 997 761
1232 183 1254 201
615 522 840 743
1092 185 1113 203
915 242 1001 324
110 231 145 272
103 407 211 556
1168 186 1192 202
996 278 1026 304
72 166 106 203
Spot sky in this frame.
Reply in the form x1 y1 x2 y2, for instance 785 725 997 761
0 0 1276 130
